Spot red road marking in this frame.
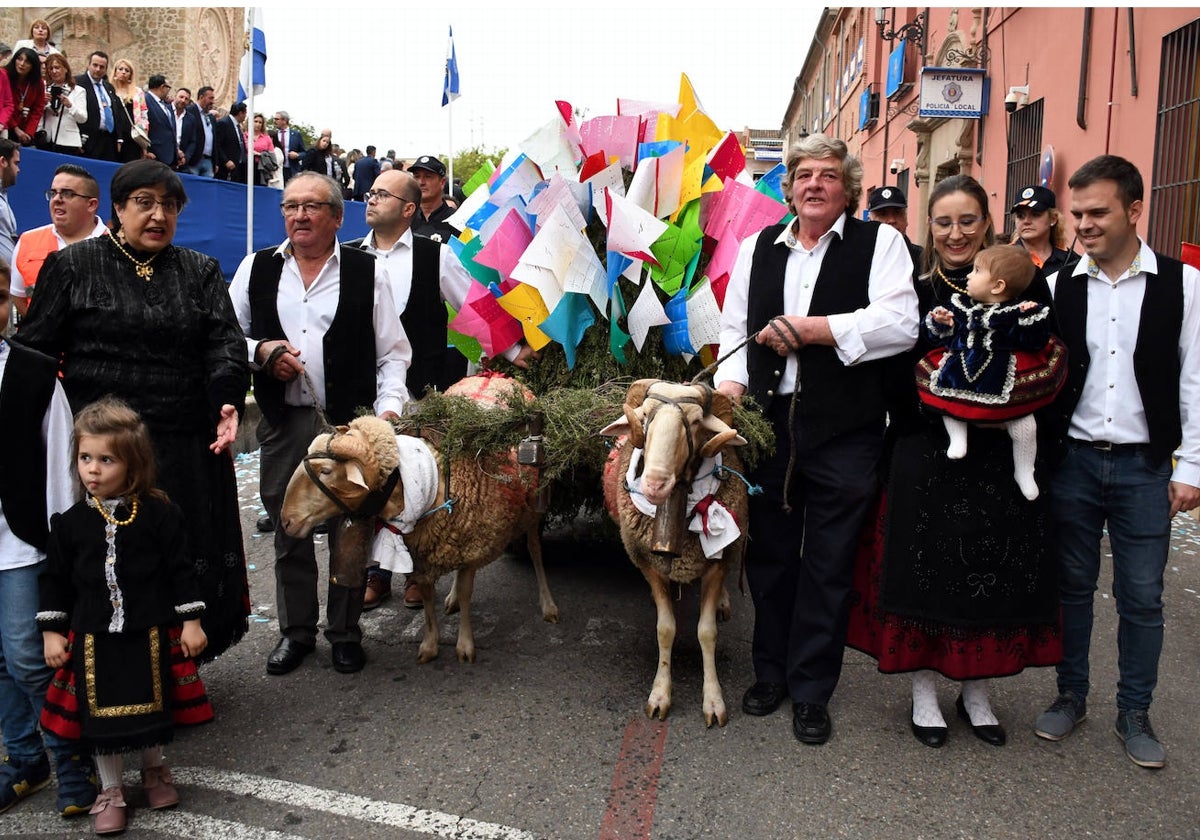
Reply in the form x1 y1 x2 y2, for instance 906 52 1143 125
598 715 668 840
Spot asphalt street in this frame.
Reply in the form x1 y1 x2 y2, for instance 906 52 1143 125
5 447 1200 839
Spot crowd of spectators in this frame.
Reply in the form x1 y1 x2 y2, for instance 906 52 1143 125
0 27 467 203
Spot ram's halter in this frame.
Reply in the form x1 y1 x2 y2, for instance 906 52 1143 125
302 433 401 521
635 383 716 486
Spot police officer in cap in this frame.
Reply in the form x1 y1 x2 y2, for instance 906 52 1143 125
867 186 923 276
408 155 461 242
1011 184 1080 281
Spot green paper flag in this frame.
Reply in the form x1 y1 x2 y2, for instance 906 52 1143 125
462 161 496 198
609 285 630 364
445 302 484 364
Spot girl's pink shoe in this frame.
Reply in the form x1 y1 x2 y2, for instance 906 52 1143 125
90 785 127 835
141 765 179 810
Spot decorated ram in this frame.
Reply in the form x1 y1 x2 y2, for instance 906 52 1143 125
279 376 557 664
600 379 749 727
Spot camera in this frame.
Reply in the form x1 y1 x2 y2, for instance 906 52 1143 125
49 85 64 112
1005 86 1029 114
890 158 906 175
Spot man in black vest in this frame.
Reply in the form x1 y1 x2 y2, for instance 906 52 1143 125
0 279 98 817
228 173 412 676
345 168 536 610
714 134 918 745
1034 155 1200 769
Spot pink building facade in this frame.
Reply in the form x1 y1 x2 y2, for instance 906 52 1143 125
784 7 1200 257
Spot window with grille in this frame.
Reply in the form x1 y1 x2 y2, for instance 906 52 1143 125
1004 99 1044 237
1149 19 1200 256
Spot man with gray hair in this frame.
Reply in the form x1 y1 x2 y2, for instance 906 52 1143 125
272 110 305 184
228 172 411 676
714 134 918 744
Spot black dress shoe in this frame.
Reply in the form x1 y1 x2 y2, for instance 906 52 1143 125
910 703 948 748
792 702 832 745
256 514 275 533
956 695 1007 746
266 637 314 675
742 682 788 716
331 641 366 674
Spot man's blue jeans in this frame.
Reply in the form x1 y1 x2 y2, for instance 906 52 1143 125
0 562 70 763
1051 441 1172 711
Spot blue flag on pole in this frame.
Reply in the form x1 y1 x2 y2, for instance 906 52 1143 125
442 26 460 107
237 8 267 101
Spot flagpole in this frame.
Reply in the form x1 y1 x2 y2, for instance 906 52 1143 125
447 97 454 189
245 7 256 256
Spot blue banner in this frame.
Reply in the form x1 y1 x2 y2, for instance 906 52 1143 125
7 148 370 282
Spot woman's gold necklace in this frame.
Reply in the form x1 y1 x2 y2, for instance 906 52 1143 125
92 494 139 527
110 234 159 280
934 265 969 295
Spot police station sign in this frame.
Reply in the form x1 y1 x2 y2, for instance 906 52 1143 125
918 67 987 119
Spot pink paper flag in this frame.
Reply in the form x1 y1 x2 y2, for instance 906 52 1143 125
702 177 788 244
580 115 641 171
473 208 533 282
448 281 524 358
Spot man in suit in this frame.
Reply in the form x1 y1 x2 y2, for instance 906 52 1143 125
352 145 381 201
187 86 217 178
144 75 184 170
1035 154 1200 769
214 101 248 183
76 51 119 162
272 111 305 184
174 87 203 173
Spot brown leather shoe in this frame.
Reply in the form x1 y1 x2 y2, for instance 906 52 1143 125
141 765 179 810
403 578 423 609
90 786 127 835
363 571 391 611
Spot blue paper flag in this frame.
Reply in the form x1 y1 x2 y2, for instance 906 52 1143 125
539 292 595 370
606 251 633 296
662 288 695 355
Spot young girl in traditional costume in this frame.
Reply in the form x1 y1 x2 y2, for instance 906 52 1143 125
915 244 1067 500
38 397 212 836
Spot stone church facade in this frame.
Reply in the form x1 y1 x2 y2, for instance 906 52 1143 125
2 7 245 107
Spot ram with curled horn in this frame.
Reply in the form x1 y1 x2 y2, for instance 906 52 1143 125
279 375 559 665
600 378 750 727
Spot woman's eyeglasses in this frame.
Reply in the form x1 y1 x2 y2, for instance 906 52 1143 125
930 216 982 234
129 195 182 215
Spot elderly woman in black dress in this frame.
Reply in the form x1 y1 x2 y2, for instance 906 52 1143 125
17 159 251 661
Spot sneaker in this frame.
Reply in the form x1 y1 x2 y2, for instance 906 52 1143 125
141 764 180 809
90 785 127 835
0 754 51 814
1035 691 1087 741
1114 709 1166 768
55 753 98 817
363 570 392 611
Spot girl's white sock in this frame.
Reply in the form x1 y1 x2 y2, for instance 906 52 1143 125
911 670 946 728
94 753 124 790
961 678 999 726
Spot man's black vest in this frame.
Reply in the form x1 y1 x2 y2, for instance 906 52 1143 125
247 246 378 426
0 341 58 551
1050 253 1185 466
746 218 888 447
345 234 445 398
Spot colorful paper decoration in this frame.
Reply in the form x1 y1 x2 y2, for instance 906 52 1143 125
448 281 524 358
498 282 552 351
538 292 595 370
474 208 533 282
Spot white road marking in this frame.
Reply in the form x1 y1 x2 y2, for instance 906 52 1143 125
9 767 535 840
174 767 537 840
6 810 308 839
